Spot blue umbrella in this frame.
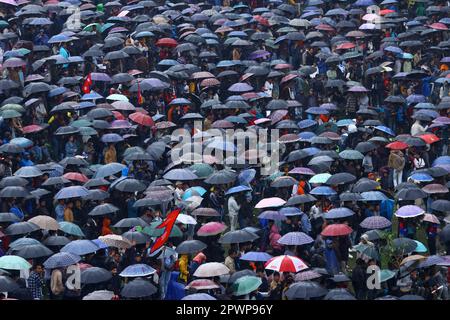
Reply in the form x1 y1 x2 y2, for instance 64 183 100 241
94 162 126 178
409 172 434 182
81 92 103 100
240 251 273 262
305 107 329 115
48 34 71 44
419 255 445 268
182 293 216 300
101 133 124 143
310 186 337 196
336 119 355 127
406 94 426 104
414 240 428 253
182 186 207 200
297 119 317 129
54 186 90 200
374 125 395 136
61 240 100 256
10 137 33 148
119 263 156 277
92 239 109 250
43 252 81 269
325 208 355 219
59 221 85 237
361 191 389 201
225 185 252 196
384 46 403 54
258 210 286 221
432 156 450 167
278 232 314 246
279 207 303 216
48 87 67 98
302 147 321 156
298 131 316 140
238 169 256 185
9 237 41 249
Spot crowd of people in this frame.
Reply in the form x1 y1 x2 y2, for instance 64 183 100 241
0 0 449 301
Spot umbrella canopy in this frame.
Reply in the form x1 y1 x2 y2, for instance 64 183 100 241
285 281 328 300
265 255 308 273
81 267 112 284
277 232 314 246
395 205 425 218
218 230 259 244
321 224 353 237
360 216 392 229
121 279 157 298
119 264 156 277
232 276 262 296
176 240 207 254
193 262 230 277
240 251 273 262
197 222 227 236
0 255 32 270
60 240 99 256
28 215 59 231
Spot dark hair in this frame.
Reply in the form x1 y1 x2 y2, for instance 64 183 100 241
228 248 237 256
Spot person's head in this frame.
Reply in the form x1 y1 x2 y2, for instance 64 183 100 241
228 248 238 259
67 201 73 208
33 263 43 274
273 272 280 281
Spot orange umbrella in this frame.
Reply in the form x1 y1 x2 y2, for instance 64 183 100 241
386 141 408 150
418 133 440 144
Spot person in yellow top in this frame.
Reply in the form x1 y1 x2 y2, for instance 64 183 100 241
104 144 117 164
64 201 74 222
178 254 189 283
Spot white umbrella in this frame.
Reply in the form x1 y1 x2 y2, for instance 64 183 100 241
193 262 230 277
176 213 197 225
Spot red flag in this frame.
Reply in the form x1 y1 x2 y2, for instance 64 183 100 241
150 208 181 254
137 81 144 105
82 73 92 94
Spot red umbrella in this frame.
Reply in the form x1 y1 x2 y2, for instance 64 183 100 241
315 24 335 32
430 22 448 31
336 42 356 50
321 224 353 237
264 255 308 273
253 15 269 27
418 133 440 144
281 73 298 84
112 111 125 120
197 222 227 236
186 279 220 290
422 184 449 194
200 78 220 87
63 172 89 183
379 9 395 15
423 213 440 224
22 124 45 134
386 141 408 150
129 112 154 127
155 38 178 47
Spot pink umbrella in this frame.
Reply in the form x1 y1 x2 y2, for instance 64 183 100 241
422 184 449 194
423 213 440 224
186 279 220 290
0 0 17 6
265 255 308 273
197 222 227 236
111 101 136 111
255 197 286 209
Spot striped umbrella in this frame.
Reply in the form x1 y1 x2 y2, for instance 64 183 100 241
264 255 308 273
277 232 314 246
360 216 392 229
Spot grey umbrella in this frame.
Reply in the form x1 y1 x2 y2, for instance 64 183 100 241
228 269 257 284
146 141 167 159
395 188 427 201
0 176 28 188
285 281 328 300
353 178 380 192
86 107 114 120
0 186 31 198
0 212 21 223
81 267 113 284
14 166 43 178
392 238 417 255
114 179 147 192
88 204 119 216
163 168 198 181
5 221 40 235
0 143 24 154
54 126 80 136
286 194 317 206
84 178 110 189
218 230 259 244
326 173 356 185
13 244 53 259
42 176 71 187
113 218 149 228
324 288 356 300
121 279 157 298
175 240 207 254
122 231 150 245
204 169 237 185
355 142 377 154
43 235 71 247
431 200 450 213
86 189 110 201
59 156 89 167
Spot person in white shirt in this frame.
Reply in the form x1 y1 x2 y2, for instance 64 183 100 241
410 120 428 136
174 181 184 206
227 195 241 231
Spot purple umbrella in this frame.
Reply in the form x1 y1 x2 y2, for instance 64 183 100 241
288 167 316 176
305 107 329 115
394 205 425 218
360 216 392 229
3 57 26 68
101 133 124 143
325 208 355 219
249 50 271 60
406 94 426 104
433 117 450 124
228 82 254 93
277 232 314 246
0 0 18 6
258 210 286 221
90 72 112 82
110 120 132 129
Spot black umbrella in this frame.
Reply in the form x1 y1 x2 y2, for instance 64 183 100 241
0 143 24 154
392 238 417 255
326 173 356 185
81 267 112 284
286 194 317 206
431 200 450 213
43 235 71 247
88 204 119 216
113 218 149 228
5 221 40 235
352 178 380 193
54 126 80 136
218 230 259 244
228 269 257 284
286 150 309 162
114 179 147 192
110 73 134 84
121 279 157 298
0 276 19 292
355 142 377 154
285 281 328 300
104 50 129 61
175 240 207 254
339 192 363 202
42 176 71 187
59 156 89 167
0 186 31 198
395 188 427 201
23 82 51 97
324 288 356 300
13 244 53 259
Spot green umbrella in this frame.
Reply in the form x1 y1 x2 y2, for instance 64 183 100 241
380 269 397 282
360 245 380 261
0 20 9 28
188 163 214 179
59 221 85 237
70 119 93 128
309 173 332 184
0 255 32 270
101 23 115 33
0 104 25 113
83 23 101 32
141 222 183 238
79 126 98 136
0 109 22 119
232 276 262 296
